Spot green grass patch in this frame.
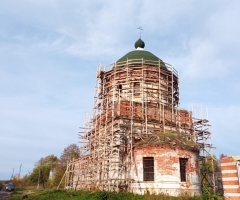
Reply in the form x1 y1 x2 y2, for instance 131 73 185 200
136 132 199 152
9 188 221 200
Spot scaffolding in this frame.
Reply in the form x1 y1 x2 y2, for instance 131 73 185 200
60 58 199 192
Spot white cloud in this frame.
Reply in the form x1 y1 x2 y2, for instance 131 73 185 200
164 1 240 81
139 0 194 33
0 0 240 179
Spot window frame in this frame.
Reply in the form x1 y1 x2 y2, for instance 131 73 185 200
179 158 188 182
143 157 154 181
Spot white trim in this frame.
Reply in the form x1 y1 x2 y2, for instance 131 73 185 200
222 177 239 181
224 185 239 189
232 156 240 161
225 193 240 197
221 162 236 166
222 170 238 173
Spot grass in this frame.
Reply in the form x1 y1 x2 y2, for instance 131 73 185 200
9 188 211 200
136 132 199 152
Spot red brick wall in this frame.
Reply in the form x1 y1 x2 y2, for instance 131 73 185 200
221 156 240 200
131 145 201 196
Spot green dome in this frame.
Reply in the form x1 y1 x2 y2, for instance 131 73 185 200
115 38 166 69
117 50 159 62
116 50 166 69
135 38 145 49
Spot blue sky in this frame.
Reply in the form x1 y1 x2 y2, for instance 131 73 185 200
1 0 240 180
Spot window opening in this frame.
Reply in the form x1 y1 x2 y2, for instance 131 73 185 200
118 84 122 93
133 82 140 96
180 158 188 182
143 157 154 181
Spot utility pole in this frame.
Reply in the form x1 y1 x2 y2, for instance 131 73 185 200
18 164 22 181
10 168 14 180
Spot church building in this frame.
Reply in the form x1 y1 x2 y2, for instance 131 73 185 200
69 38 202 196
